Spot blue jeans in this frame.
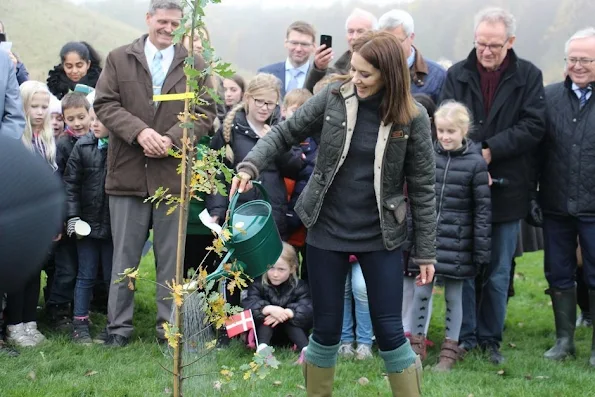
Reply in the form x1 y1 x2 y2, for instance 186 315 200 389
544 215 595 289
460 220 520 348
341 262 374 345
73 238 114 318
46 235 78 306
307 245 406 351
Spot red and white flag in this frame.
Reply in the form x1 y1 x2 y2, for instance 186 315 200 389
225 309 255 338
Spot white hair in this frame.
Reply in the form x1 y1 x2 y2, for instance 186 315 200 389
474 7 516 38
378 10 415 36
565 27 595 54
345 8 378 31
148 0 183 15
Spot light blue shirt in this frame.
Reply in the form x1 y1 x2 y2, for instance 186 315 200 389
284 59 310 92
407 46 416 68
144 38 175 76
572 82 592 101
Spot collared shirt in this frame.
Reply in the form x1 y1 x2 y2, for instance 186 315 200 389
407 46 416 69
572 82 592 102
284 59 310 91
144 38 175 76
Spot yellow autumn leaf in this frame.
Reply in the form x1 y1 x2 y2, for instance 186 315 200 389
170 282 185 307
243 371 251 380
227 279 236 295
163 322 182 349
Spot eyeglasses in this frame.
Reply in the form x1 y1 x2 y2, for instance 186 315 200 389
474 41 507 53
396 36 409 43
252 98 277 110
286 40 313 48
565 58 595 66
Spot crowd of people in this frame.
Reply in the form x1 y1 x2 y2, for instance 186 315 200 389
1 0 595 396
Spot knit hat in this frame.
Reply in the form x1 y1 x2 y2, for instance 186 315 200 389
86 91 95 107
49 95 61 114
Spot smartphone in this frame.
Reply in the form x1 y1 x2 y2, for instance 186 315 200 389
0 33 6 42
320 35 332 49
0 41 12 52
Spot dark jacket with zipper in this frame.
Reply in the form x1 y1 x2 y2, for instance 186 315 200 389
242 277 313 329
63 133 111 240
56 132 81 177
439 49 546 223
207 109 303 240
539 78 595 217
304 50 352 93
237 81 437 262
408 140 491 278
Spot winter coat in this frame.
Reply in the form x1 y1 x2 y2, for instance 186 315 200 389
439 49 546 223
47 63 102 100
304 50 352 93
242 277 313 329
286 138 317 236
237 81 437 261
408 141 491 278
207 108 303 240
56 133 81 176
94 34 216 197
63 133 111 240
407 46 446 104
540 78 595 217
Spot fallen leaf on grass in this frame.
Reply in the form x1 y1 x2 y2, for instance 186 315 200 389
213 381 222 390
467 394 474 397
84 370 98 377
517 322 524 328
535 376 550 380
358 377 370 386
296 384 305 390
496 370 505 376
27 371 36 381
508 343 517 348
525 374 533 380
163 387 172 395
273 381 282 386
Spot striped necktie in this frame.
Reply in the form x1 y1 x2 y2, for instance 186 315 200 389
579 87 591 109
151 51 165 97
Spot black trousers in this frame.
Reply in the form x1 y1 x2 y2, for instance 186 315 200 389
577 266 590 315
5 272 41 325
257 322 309 350
184 234 219 277
306 245 406 351
46 236 78 306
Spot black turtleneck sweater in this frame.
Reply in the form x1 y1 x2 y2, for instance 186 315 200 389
307 90 385 252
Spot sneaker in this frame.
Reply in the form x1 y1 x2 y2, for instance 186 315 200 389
45 304 72 332
355 343 373 360
104 334 129 348
577 312 593 327
72 319 92 345
23 322 46 345
7 323 36 347
93 327 109 344
338 342 355 358
481 343 505 365
256 343 269 353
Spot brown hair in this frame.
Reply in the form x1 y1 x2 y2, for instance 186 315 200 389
262 243 299 286
348 31 418 126
61 92 90 113
224 74 246 96
283 88 313 108
286 21 316 42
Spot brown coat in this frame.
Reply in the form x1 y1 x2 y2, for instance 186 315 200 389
94 34 216 197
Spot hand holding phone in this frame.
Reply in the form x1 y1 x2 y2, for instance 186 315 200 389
315 35 334 70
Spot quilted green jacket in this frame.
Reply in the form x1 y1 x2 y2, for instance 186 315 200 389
238 82 437 263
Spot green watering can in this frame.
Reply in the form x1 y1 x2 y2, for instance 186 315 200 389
206 181 283 282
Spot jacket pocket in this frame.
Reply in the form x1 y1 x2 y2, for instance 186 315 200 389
383 195 407 224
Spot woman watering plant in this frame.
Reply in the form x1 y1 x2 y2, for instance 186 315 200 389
229 31 437 397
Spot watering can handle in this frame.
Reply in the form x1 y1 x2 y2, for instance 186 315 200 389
227 180 269 219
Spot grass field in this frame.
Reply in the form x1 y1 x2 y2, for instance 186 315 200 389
1 251 595 396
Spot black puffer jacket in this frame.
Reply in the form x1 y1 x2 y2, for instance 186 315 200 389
540 79 595 216
47 64 102 100
63 133 111 240
242 277 313 329
409 140 491 279
207 108 303 240
56 132 82 176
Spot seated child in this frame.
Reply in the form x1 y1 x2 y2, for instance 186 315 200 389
242 243 312 363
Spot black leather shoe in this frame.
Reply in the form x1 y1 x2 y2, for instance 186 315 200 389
104 334 129 347
482 343 505 365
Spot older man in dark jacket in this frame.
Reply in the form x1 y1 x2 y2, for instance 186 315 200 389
94 0 215 347
539 27 595 366
440 7 546 364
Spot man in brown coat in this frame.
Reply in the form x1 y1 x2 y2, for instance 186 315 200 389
94 0 215 347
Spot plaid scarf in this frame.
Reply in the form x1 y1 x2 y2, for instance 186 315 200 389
32 133 58 171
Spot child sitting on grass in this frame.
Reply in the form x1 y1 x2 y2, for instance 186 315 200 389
242 243 313 363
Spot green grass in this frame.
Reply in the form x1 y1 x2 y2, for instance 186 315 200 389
2 251 595 396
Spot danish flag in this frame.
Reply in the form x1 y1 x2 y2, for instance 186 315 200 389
225 309 255 338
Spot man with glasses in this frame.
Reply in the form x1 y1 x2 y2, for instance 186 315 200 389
378 10 446 103
304 8 377 92
258 21 316 99
539 27 595 367
440 7 546 364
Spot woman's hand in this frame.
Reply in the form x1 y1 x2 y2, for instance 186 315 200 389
415 264 435 286
229 171 253 198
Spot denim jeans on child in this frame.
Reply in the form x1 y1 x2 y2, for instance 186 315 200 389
341 261 373 345
73 238 114 318
460 220 520 349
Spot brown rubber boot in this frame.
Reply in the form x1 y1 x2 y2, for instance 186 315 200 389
303 361 335 397
434 339 463 372
409 334 427 361
387 355 423 397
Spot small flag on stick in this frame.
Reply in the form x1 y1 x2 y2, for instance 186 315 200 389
225 309 255 338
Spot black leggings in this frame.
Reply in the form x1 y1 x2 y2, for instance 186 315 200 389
5 271 41 325
306 245 406 351
257 323 309 350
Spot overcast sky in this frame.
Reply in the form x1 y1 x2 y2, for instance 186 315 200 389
69 0 416 7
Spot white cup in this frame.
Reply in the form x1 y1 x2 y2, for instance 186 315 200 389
74 220 91 239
